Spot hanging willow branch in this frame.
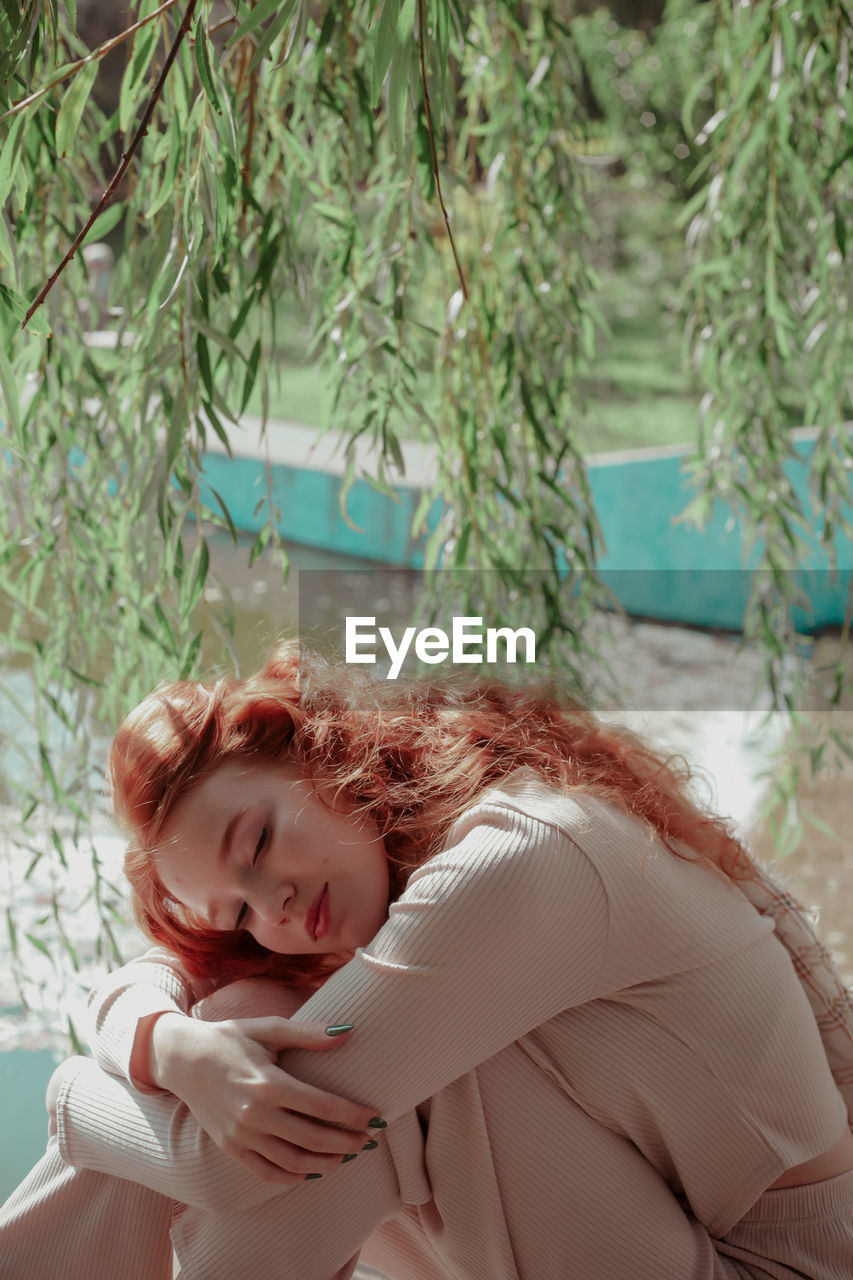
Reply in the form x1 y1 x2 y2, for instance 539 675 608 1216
417 0 467 302
23 0 200 327
0 0 184 127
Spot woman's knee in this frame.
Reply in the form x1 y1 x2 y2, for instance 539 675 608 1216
192 977 307 1023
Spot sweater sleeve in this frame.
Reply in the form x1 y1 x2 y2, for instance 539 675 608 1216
54 1055 310 1211
58 799 610 1204
85 947 201 1087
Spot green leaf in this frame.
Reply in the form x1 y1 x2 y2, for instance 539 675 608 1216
248 0 302 69
230 0 290 42
66 1016 84 1055
195 319 248 368
5 907 17 959
119 19 157 133
81 203 124 247
194 16 223 117
183 538 210 614
55 61 98 158
25 932 52 961
364 465 401 503
396 0 416 43
49 826 68 869
387 36 412 155
207 487 239 545
411 482 442 538
0 207 14 272
0 281 26 324
180 629 204 679
0 0 38 102
240 337 261 413
834 203 847 260
371 0 398 101
0 111 26 208
313 202 350 226
153 598 178 655
146 116 182 219
197 332 214 400
423 515 447 571
249 521 272 565
0 282 50 336
38 745 62 804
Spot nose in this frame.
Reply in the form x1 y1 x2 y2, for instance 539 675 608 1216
247 878 295 927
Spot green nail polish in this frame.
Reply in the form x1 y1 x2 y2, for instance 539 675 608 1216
305 1172 323 1180
367 1116 387 1128
362 1139 379 1151
342 1153 358 1163
325 1024 354 1037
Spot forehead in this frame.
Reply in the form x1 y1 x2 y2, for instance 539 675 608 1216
184 759 289 808
160 760 287 846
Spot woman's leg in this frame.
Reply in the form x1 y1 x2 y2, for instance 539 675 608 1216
165 1032 756 1280
0 978 410 1280
0 1135 176 1280
0 981 301 1280
716 1169 853 1280
413 1039 746 1280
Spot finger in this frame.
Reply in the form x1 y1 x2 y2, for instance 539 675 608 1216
235 1149 306 1186
261 1071 383 1132
255 1134 359 1177
263 1110 368 1156
239 1017 356 1053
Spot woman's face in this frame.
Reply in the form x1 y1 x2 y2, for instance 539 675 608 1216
155 761 390 955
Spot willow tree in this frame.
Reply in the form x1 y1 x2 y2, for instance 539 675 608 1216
680 0 853 837
0 1 851 1029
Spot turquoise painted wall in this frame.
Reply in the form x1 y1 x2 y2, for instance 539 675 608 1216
200 434 852 633
199 451 434 568
590 437 851 631
0 1048 59 1202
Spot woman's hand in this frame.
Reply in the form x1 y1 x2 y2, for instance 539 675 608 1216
149 1012 383 1185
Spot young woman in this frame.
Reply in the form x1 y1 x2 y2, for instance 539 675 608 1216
2 640 852 1280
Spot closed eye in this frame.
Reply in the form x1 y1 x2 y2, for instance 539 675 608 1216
253 825 269 864
233 825 270 931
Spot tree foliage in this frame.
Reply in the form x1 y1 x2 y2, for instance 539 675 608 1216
683 3 853 656
0 0 851 1028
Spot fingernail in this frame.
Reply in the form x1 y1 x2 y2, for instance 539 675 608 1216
305 1172 323 1180
325 1024 354 1036
367 1117 387 1128
342 1153 358 1163
362 1139 379 1151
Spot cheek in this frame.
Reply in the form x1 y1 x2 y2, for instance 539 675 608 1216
369 847 391 902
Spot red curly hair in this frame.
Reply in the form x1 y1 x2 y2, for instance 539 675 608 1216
110 640 752 991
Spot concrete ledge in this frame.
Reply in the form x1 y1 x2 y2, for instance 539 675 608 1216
198 419 853 632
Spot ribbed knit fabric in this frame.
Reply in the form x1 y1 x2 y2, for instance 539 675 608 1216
2 769 852 1279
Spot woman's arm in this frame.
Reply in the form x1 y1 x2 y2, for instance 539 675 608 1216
267 803 610 1111
86 946 200 1088
58 796 610 1191
53 1054 376 1212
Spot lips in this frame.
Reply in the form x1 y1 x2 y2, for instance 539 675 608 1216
305 884 329 942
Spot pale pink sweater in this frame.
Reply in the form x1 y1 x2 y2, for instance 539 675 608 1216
53 768 850 1254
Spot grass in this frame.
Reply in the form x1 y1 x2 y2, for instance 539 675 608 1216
574 174 700 454
245 178 702 455
576 313 698 454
